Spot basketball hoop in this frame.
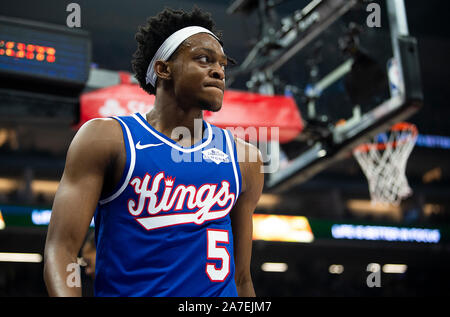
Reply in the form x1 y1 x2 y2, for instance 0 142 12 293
353 122 418 206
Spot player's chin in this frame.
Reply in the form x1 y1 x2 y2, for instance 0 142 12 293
200 96 223 112
205 102 222 112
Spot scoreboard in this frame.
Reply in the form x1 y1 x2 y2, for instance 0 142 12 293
0 16 91 123
0 15 91 86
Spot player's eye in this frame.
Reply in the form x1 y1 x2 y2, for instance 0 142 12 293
197 55 210 63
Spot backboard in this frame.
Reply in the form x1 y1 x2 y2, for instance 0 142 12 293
226 0 423 193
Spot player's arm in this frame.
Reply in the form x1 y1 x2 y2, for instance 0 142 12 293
43 118 121 296
231 138 264 297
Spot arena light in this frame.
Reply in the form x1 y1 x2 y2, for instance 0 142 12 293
423 204 445 217
256 194 281 208
32 179 59 194
382 264 407 274
0 210 5 230
416 134 450 149
31 209 52 225
346 199 401 213
328 264 344 274
331 224 441 243
261 262 288 272
0 252 43 263
30 208 95 227
0 177 59 195
346 199 403 222
0 177 18 192
422 167 442 184
253 214 314 243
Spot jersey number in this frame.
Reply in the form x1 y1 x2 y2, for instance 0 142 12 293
206 229 230 282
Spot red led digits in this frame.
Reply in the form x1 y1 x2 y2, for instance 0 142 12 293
1 40 55 63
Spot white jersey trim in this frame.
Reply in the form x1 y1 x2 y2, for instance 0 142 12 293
132 113 213 153
224 129 241 202
98 116 136 205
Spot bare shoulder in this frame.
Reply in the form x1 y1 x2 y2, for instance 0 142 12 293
75 117 123 142
233 136 264 194
70 118 123 152
65 118 124 175
234 136 263 166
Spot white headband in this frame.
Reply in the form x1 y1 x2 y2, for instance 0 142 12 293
145 26 220 87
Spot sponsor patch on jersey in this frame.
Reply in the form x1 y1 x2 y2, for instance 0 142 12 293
202 148 230 165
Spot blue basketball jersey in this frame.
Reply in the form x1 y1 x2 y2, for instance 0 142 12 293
93 112 241 297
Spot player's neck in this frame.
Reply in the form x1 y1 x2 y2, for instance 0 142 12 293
147 93 205 146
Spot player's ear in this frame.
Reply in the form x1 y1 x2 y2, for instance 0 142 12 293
154 60 172 81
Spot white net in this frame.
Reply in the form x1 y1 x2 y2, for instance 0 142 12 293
353 123 418 206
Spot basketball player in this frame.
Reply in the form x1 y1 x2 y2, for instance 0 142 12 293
44 7 264 297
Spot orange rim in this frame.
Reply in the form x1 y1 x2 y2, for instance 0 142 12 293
353 122 418 153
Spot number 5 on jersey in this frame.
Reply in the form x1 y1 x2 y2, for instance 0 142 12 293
206 229 230 282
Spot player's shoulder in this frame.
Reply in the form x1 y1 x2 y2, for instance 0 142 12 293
78 117 123 138
232 135 264 195
232 135 263 166
68 117 124 158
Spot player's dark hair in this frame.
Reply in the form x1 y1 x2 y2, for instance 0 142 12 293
131 7 222 95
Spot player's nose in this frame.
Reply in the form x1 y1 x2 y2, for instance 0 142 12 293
210 62 225 81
